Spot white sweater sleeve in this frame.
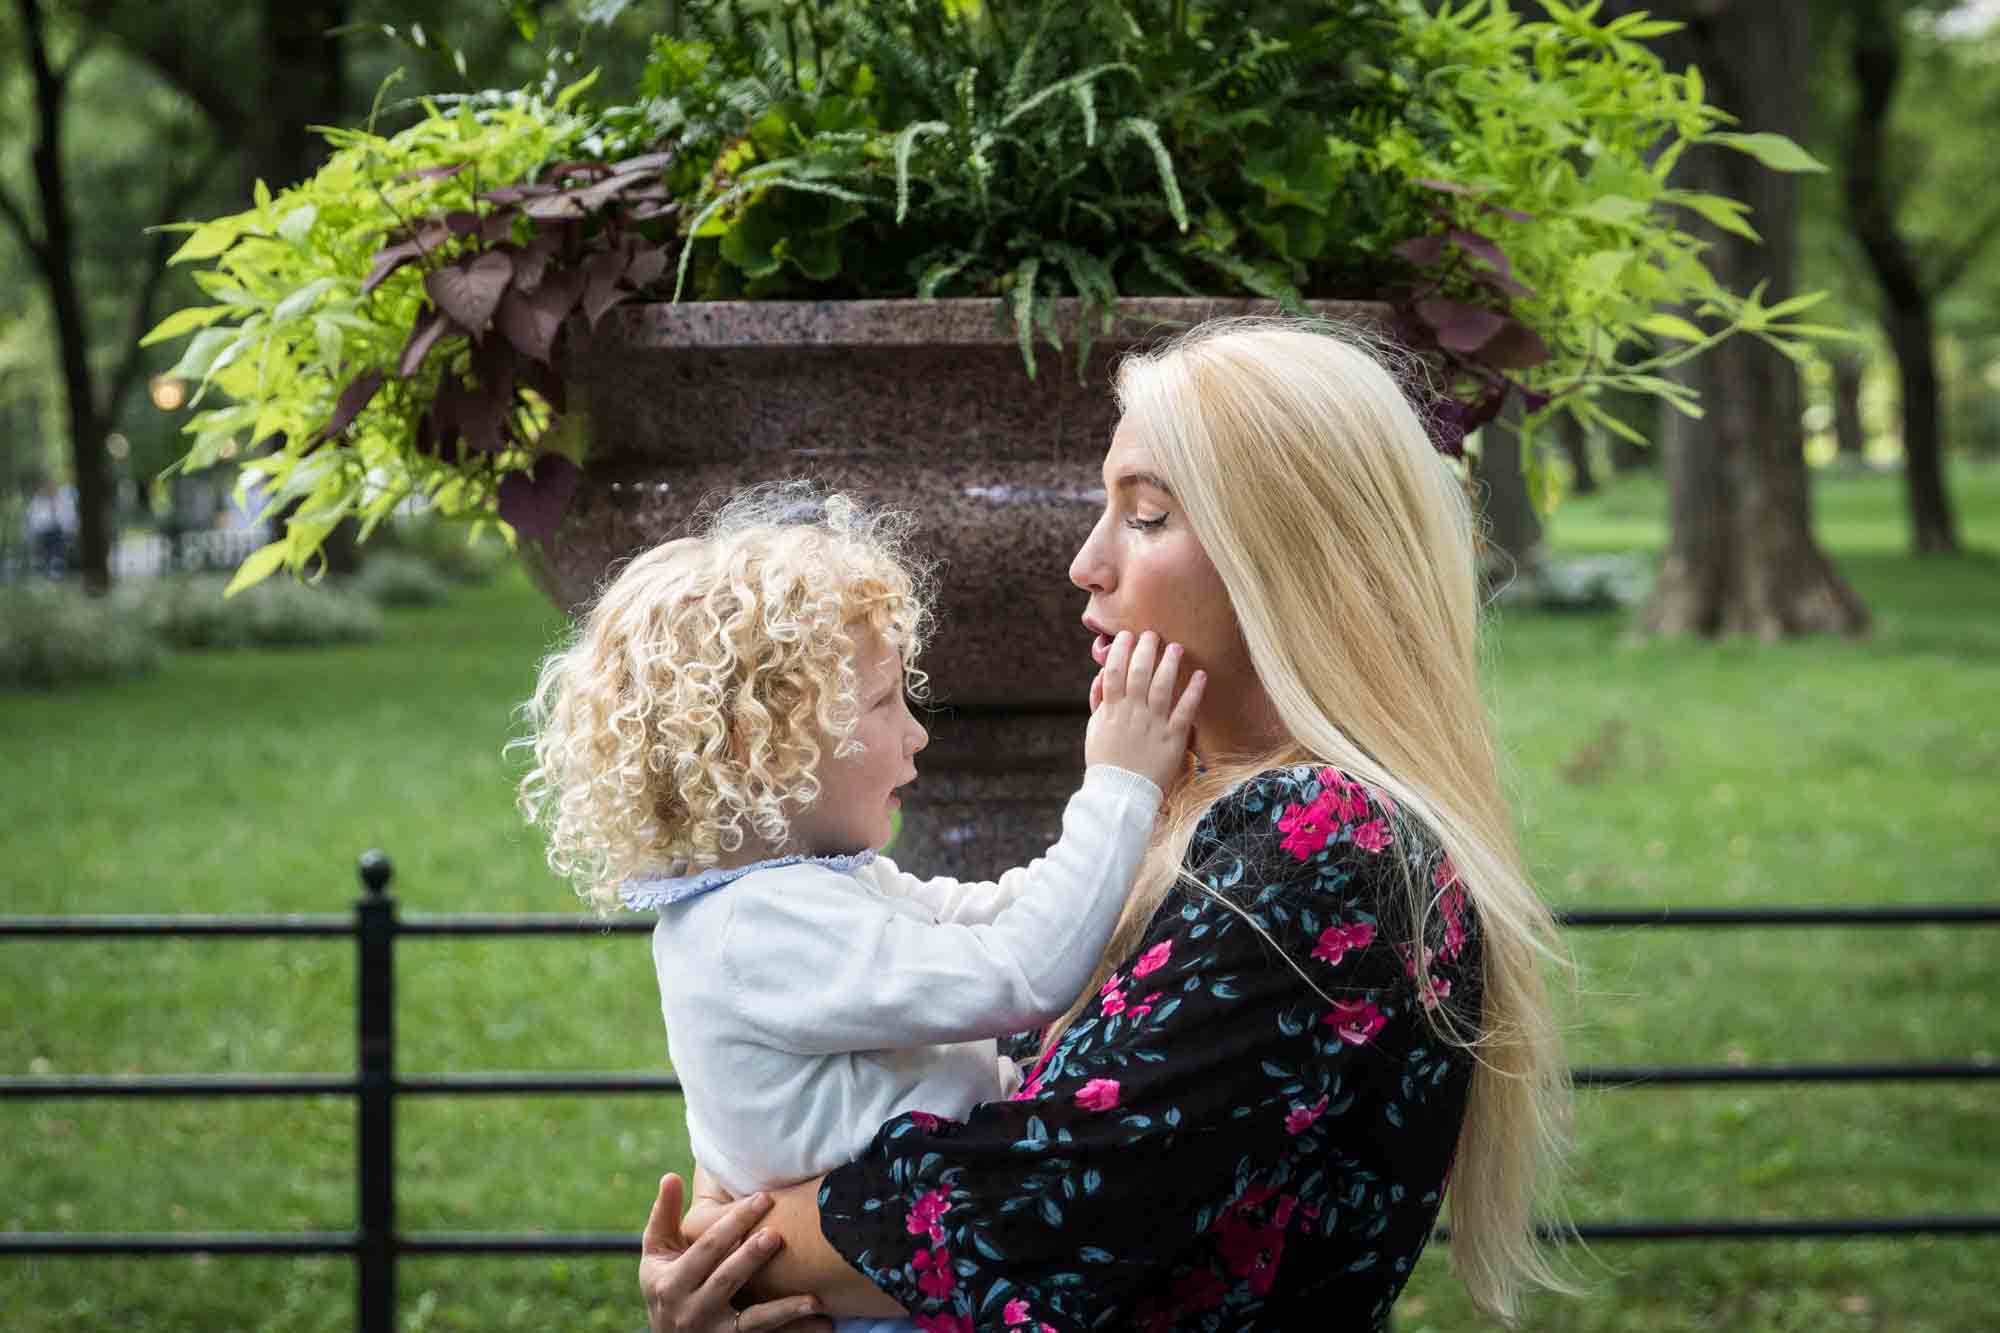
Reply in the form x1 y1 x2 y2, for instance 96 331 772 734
874 765 1162 925
721 764 1161 1054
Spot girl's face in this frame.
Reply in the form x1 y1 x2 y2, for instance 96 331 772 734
1069 418 1273 757
790 624 928 855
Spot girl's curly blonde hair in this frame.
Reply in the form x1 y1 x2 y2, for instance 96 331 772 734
515 484 932 912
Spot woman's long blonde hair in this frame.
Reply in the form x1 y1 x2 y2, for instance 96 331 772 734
1050 318 1572 1321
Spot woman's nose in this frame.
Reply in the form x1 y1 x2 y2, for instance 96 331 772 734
1070 521 1111 593
909 721 929 755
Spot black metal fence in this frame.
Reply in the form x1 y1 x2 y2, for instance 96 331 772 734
3 853 1996 1332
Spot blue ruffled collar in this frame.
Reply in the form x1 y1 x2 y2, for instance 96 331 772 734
617 848 878 912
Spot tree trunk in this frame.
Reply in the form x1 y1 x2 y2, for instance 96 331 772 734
252 0 347 195
1843 0 1959 554
16 0 112 593
1473 406 1544 594
1832 354 1867 461
1613 0 1869 639
1557 412 1598 495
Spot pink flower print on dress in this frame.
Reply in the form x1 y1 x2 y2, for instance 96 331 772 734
1276 798 1337 860
1128 990 1163 1021
1321 767 1372 824
1433 856 1460 890
1100 984 1128 1017
1324 998 1387 1046
912 1247 956 1299
906 1187 951 1244
1439 884 1469 961
1283 1094 1328 1136
1215 1211 1286 1297
1003 1298 1031 1326
1352 817 1393 853
906 1111 943 1133
1075 1077 1122 1111
1419 974 1453 1012
1310 920 1376 967
1132 939 1172 978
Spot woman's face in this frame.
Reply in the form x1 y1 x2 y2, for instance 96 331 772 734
1070 418 1269 755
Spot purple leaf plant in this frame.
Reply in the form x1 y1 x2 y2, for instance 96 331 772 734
321 145 681 536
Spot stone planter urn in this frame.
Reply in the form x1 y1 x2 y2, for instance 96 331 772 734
530 297 1372 877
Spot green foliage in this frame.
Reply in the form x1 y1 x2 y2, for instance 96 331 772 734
127 574 385 649
1380 0 1846 454
146 0 1842 585
379 512 512 584
144 85 593 594
0 583 161 689
351 551 456 607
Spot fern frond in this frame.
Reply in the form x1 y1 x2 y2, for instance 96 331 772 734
892 121 953 223
1137 242 1203 296
917 250 978 299
1003 4 1057 113
1010 254 1043 379
1001 63 1137 131
1071 80 1099 147
1112 116 1188 231
1190 247 1303 309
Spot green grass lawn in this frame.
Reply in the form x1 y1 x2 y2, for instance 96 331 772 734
3 462 1996 1332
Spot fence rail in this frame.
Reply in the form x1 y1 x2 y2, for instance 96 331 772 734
3 854 1996 1333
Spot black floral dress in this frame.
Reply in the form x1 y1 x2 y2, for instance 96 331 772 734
819 765 1484 1333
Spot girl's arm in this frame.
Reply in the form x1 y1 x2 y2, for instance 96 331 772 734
725 765 1162 1053
864 764 1147 925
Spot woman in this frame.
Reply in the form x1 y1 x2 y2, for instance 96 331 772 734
639 319 1572 1332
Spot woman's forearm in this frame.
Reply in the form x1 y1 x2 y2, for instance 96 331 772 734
735 1176 907 1318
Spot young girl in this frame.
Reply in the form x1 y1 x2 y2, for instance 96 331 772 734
517 486 1202 1333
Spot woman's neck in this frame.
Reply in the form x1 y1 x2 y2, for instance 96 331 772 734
1194 680 1288 765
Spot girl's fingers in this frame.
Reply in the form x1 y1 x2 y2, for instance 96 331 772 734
736 1297 829 1332
1100 630 1133 702
1124 630 1160 698
1169 670 1207 732
1147 643 1183 716
1089 669 1105 714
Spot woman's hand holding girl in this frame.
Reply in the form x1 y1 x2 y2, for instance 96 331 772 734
1085 630 1205 795
640 1174 830 1333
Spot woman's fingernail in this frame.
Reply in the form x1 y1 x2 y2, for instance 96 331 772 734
750 1191 770 1208
754 1229 779 1252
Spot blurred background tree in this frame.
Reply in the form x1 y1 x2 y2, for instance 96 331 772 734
0 0 652 590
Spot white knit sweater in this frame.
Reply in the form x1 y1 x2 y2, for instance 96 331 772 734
630 763 1162 1202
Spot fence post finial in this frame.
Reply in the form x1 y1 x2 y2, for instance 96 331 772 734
358 850 393 897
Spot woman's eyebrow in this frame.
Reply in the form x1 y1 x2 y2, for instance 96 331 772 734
1113 470 1174 496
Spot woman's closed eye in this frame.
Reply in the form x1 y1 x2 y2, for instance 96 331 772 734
1124 512 1168 532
